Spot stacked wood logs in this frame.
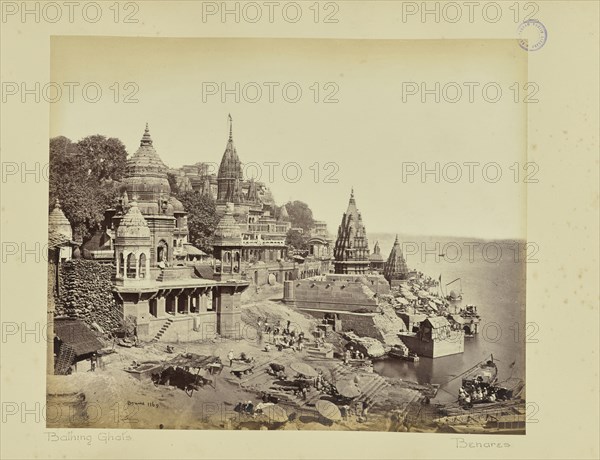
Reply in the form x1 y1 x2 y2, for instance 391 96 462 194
56 260 122 333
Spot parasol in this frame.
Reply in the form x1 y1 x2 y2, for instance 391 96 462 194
397 298 409 306
336 380 361 398
262 405 289 423
290 362 318 378
316 400 342 421
428 301 438 311
417 290 430 299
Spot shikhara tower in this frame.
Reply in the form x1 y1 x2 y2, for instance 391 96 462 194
333 189 370 274
384 234 409 286
217 114 244 205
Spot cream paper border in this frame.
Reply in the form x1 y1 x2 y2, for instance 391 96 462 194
1 1 598 459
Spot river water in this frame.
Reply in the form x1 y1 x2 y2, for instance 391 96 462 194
370 234 527 403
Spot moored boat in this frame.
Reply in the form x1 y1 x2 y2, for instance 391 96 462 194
458 356 520 406
389 345 419 362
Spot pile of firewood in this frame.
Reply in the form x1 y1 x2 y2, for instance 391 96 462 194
57 259 122 333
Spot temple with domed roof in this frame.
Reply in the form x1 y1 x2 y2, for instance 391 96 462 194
80 124 250 340
369 241 385 273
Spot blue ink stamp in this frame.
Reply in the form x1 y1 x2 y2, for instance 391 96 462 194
518 19 548 51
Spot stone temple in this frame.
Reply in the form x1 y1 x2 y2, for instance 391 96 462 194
383 235 409 286
61 121 335 343
84 124 250 341
333 189 370 274
172 116 332 283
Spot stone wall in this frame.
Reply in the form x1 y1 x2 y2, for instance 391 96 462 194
400 331 465 358
285 279 379 313
56 259 122 333
299 309 385 342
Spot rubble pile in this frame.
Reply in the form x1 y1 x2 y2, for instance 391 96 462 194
57 260 122 333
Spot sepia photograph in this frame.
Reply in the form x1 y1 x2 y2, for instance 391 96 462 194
1 2 598 459
47 36 527 433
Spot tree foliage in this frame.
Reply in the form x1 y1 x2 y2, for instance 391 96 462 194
176 191 219 254
167 172 180 196
284 200 315 232
286 228 309 251
49 135 127 241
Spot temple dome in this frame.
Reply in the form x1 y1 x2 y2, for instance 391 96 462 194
213 202 242 245
169 196 185 213
48 199 73 240
116 198 151 240
370 241 384 262
121 123 171 214
369 252 384 262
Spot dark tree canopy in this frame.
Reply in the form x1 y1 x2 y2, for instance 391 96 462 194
167 172 180 196
176 191 218 255
49 135 127 241
286 228 309 251
76 135 128 181
284 200 315 232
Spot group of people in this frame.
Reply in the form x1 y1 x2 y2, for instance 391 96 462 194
234 400 255 415
227 350 255 367
257 317 307 352
459 381 499 407
343 346 366 364
340 400 370 422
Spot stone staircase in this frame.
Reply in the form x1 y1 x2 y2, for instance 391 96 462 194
237 362 271 389
297 362 390 409
151 317 174 343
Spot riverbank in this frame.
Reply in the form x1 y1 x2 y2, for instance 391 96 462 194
47 284 434 431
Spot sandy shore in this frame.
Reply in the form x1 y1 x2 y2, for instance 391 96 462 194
47 285 433 431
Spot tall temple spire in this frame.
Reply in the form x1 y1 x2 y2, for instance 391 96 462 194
217 114 243 204
384 234 409 285
140 122 153 146
333 189 370 274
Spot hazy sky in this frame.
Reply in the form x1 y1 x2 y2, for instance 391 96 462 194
50 37 527 239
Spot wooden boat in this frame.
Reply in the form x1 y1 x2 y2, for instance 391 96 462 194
389 345 419 362
458 356 521 406
462 357 498 387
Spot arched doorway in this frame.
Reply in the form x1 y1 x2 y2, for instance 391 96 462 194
157 240 168 263
126 253 136 278
138 253 147 278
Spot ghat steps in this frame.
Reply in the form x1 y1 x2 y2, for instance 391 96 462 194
151 317 174 343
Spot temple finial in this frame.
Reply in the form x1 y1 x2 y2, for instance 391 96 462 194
140 123 153 146
228 114 233 141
